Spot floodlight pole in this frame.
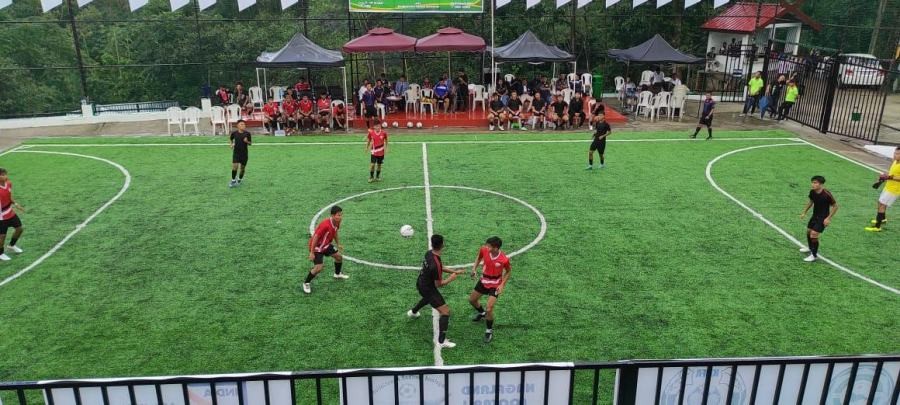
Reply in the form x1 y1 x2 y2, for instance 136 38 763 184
65 0 89 102
490 0 495 91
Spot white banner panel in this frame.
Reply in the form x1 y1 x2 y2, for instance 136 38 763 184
495 0 511 8
605 0 619 7
128 0 148 11
684 0 700 8
525 0 539 8
575 0 590 8
0 0 11 9
198 0 216 10
170 0 189 11
340 363 572 404
280 0 297 10
655 0 671 8
161 383 187 405
633 0 649 7
76 0 93 8
636 366 754 404
236 0 254 11
40 0 62 12
714 0 728 8
555 0 571 7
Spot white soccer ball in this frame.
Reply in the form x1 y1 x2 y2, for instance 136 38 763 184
400 225 415 238
392 121 399 128
406 121 414 128
416 122 423 128
381 122 388 128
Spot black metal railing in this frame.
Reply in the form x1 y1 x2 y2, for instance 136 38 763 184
93 101 181 115
1 354 898 405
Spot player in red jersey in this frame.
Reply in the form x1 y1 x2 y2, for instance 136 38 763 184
315 92 332 133
304 205 347 294
0 168 25 261
297 95 315 132
261 99 281 134
281 95 299 135
365 125 388 183
468 236 511 343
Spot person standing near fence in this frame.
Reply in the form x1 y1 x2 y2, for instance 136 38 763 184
766 74 787 119
740 71 764 116
777 80 799 122
690 92 716 140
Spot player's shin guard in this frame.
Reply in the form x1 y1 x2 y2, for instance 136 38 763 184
438 315 449 343
239 169 245 180
9 237 18 247
231 170 237 180
876 212 886 228
411 298 428 314
486 320 494 331
334 261 343 275
810 237 819 257
304 272 317 283
600 155 605 165
707 128 712 138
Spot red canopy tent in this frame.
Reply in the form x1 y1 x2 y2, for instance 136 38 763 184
415 27 485 53
342 27 417 53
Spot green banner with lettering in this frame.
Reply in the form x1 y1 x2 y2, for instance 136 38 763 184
349 0 482 13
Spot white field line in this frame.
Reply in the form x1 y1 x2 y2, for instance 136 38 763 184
16 137 801 148
0 150 132 288
422 143 443 367
706 143 899 295
0 145 25 158
796 138 885 173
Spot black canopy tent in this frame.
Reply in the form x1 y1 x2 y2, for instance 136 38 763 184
607 34 704 64
254 33 348 129
488 31 575 91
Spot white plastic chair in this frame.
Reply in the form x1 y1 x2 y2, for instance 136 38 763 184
183 106 201 135
166 107 183 136
581 73 593 96
420 88 435 117
375 103 387 120
670 93 687 121
566 73 579 90
270 86 285 103
249 86 264 113
549 78 559 95
614 76 625 100
404 89 419 115
636 91 654 117
225 104 242 133
639 70 654 87
503 74 515 84
409 84 421 98
471 85 487 113
210 106 227 136
561 89 575 104
651 92 671 121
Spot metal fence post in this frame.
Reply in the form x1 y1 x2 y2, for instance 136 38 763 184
820 55 842 133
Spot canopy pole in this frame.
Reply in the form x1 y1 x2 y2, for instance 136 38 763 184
342 66 349 133
448 52 451 80
490 0 495 90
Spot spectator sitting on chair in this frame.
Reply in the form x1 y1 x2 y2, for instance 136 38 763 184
511 79 524 98
488 93 507 131
316 92 332 133
215 85 230 106
454 71 469 111
555 74 568 93
374 80 386 103
394 75 410 112
362 83 379 128
332 102 347 130
422 77 433 89
435 77 451 113
234 82 252 116
549 94 569 130
358 79 370 106
529 91 547 130
506 91 524 130
652 68 664 86
671 74 682 87
297 94 315 131
281 94 299 135
495 78 509 105
569 91 586 129
262 98 281 134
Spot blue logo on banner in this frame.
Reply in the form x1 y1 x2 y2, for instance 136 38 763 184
825 365 895 405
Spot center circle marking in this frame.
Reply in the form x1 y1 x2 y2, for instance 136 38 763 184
308 185 547 270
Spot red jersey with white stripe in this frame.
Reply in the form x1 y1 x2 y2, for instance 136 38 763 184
478 246 510 288
310 218 339 253
0 181 14 220
367 129 388 157
316 98 331 112
263 102 279 117
299 99 314 114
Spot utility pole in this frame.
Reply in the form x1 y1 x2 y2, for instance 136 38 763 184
869 0 887 55
65 0 89 101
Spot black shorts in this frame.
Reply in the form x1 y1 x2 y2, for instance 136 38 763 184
699 116 714 126
370 155 385 164
313 244 337 265
416 284 446 308
590 139 607 153
569 111 585 119
474 280 499 297
365 106 377 118
807 218 827 233
0 215 22 234
233 152 248 165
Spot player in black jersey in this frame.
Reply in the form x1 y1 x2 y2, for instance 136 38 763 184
587 114 611 170
407 234 464 348
229 120 252 187
799 175 838 262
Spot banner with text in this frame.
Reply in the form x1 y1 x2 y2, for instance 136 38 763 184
349 0 482 13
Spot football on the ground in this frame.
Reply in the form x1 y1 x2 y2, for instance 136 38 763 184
406 122 414 128
400 225 414 238
416 122 423 128
392 121 399 128
381 122 388 128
